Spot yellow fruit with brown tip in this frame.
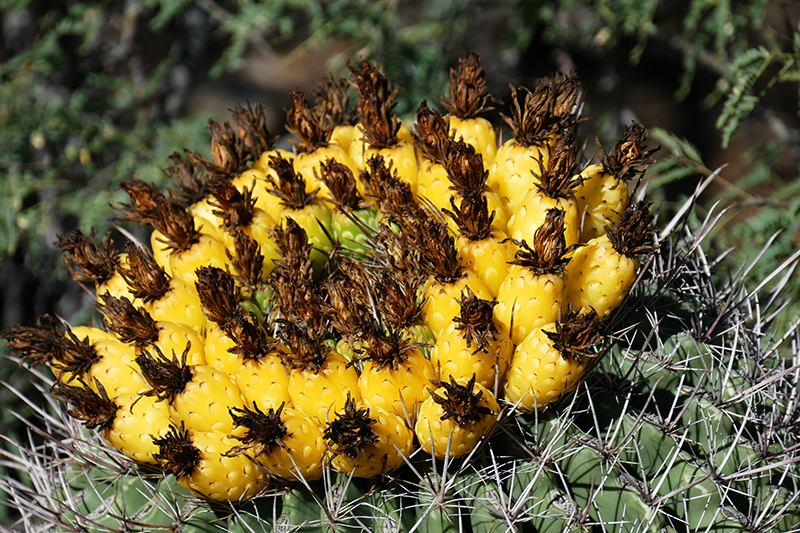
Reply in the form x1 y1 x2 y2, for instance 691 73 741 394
229 403 325 481
104 392 172 464
154 424 267 502
325 397 413 478
415 375 499 459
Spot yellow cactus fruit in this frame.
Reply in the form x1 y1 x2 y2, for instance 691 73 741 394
494 209 572 345
575 122 657 242
503 310 604 412
441 51 497 168
566 201 656 317
136 344 245 435
325 395 414 478
431 288 512 391
507 130 581 248
358 327 435 425
415 375 499 460
229 402 326 482
154 423 267 502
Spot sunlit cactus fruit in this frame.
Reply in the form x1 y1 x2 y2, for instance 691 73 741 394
430 287 511 391
493 208 572 345
153 422 268 502
2 50 800 533
503 309 604 412
441 50 498 168
325 394 414 478
415 374 500 459
228 402 326 481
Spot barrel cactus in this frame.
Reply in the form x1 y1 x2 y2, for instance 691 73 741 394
2 51 799 532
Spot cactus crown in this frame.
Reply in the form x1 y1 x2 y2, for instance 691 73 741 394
188 118 250 179
267 154 318 210
605 200 656 257
136 343 194 403
152 423 201 478
100 293 160 346
414 100 451 163
361 325 417 371
227 314 279 363
510 208 571 274
445 191 495 242
116 179 200 253
313 73 356 127
421 218 463 283
2 315 98 375
56 229 119 286
318 158 364 210
453 287 500 352
443 140 488 194
225 230 265 294
441 50 493 118
545 308 605 363
207 177 256 230
117 241 171 303
195 266 241 329
350 59 402 149
51 379 118 431
324 394 378 458
277 318 328 373
533 128 581 199
427 374 493 426
163 151 208 208
233 101 276 158
228 402 289 457
286 89 333 153
598 121 658 182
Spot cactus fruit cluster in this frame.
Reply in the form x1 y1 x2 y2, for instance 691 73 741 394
2 52 800 532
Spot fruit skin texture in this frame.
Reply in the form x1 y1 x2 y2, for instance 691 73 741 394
486 142 548 214
169 365 246 434
256 407 326 481
330 406 414 478
431 320 512 392
87 337 150 399
104 393 172 464
449 116 497 168
236 354 292 413
358 348 435 425
416 160 452 215
144 278 207 335
167 234 229 287
507 192 580 248
494 265 565 345
288 350 361 425
503 324 587 413
180 430 268 502
456 230 515 298
565 235 639 317
96 252 137 303
583 172 629 241
203 321 239 375
152 321 207 366
415 379 499 460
